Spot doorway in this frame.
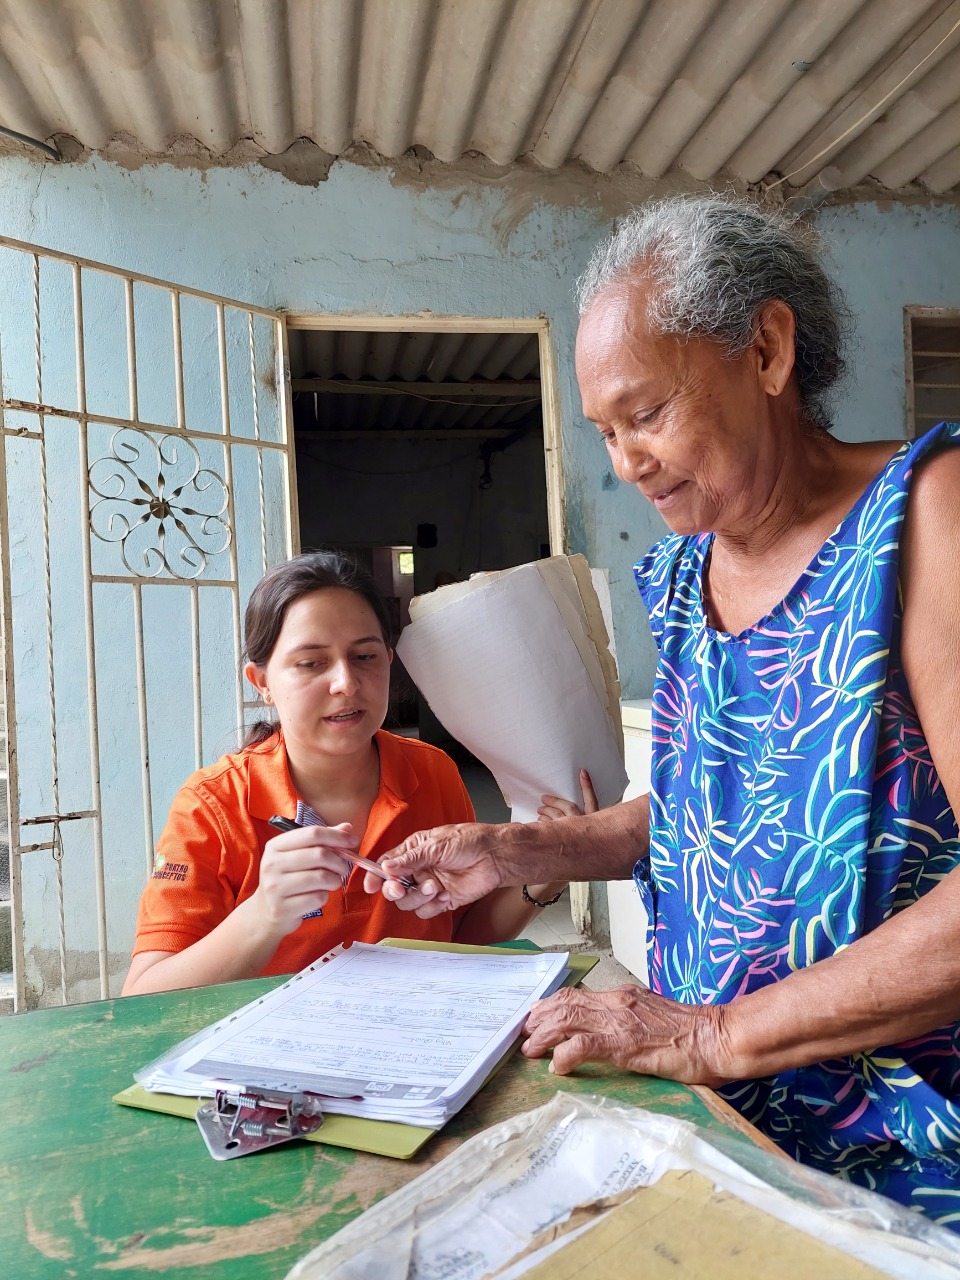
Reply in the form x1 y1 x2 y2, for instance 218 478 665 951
285 317 563 781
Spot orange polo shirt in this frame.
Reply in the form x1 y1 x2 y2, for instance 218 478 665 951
132 729 474 975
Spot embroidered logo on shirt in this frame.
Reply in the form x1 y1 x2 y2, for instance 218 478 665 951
152 854 188 882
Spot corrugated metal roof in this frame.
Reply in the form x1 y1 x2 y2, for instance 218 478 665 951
1 0 959 195
288 329 540 383
288 328 542 435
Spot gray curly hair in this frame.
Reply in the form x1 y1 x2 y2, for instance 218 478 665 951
575 196 851 429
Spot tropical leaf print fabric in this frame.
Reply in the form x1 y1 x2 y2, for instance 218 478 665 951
635 422 960 1227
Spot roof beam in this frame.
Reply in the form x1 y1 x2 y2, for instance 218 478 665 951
296 426 539 441
291 378 541 398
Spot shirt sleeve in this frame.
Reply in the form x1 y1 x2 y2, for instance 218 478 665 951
423 748 476 824
445 764 476 824
131 784 238 956
446 769 474 932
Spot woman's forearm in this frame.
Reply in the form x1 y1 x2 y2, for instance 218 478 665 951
494 794 650 888
716 863 960 1080
121 897 285 995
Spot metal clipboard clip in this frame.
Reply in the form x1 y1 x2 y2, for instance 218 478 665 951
196 1087 324 1160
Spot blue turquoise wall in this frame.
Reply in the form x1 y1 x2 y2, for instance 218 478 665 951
0 153 661 710
1 163 959 701
813 201 960 444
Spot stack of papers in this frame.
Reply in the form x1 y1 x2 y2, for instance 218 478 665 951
136 943 570 1128
396 555 628 821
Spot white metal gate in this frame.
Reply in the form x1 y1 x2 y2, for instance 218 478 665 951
0 236 297 1009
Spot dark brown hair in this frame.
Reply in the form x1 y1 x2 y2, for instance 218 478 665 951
242 550 392 748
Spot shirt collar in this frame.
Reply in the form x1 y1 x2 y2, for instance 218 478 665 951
246 728 419 821
374 729 419 803
246 729 299 822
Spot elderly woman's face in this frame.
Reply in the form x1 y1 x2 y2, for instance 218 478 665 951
575 278 793 537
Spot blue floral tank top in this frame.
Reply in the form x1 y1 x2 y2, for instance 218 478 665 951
635 422 960 1226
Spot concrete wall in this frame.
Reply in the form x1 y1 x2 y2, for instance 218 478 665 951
3 161 959 692
0 152 662 703
813 201 960 443
298 431 550 590
299 428 551 747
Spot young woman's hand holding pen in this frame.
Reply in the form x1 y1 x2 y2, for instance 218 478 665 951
255 823 360 937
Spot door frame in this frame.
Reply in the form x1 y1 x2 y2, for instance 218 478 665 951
283 314 567 556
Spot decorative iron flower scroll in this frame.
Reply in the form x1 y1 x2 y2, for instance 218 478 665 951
89 429 231 579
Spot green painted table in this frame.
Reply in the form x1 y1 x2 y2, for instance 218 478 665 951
2 977 778 1280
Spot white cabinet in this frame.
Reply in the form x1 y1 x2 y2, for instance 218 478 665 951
607 700 651 984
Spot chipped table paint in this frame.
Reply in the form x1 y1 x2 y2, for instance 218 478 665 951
2 975 773 1279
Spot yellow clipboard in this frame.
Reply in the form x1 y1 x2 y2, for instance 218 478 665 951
113 940 599 1159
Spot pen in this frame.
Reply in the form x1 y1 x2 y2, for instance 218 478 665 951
268 815 417 890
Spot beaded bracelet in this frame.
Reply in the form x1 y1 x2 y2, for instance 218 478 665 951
521 884 565 908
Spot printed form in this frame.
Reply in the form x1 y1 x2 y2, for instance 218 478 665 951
138 944 570 1126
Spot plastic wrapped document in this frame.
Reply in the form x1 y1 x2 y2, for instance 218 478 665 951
397 556 628 821
287 1094 960 1280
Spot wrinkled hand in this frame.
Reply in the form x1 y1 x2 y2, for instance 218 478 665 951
521 984 728 1087
363 822 506 919
537 769 599 821
254 823 359 938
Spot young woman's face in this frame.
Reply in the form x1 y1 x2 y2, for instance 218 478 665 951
246 588 392 761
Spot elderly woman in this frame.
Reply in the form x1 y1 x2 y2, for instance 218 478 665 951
362 196 960 1225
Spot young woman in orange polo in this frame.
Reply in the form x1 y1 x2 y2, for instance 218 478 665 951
122 551 570 995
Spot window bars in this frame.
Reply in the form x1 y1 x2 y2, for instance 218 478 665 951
905 307 960 438
0 235 296 1008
